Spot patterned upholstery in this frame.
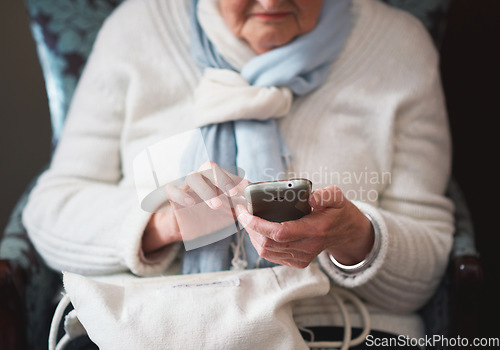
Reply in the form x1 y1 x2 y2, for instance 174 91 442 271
0 0 472 348
25 0 125 144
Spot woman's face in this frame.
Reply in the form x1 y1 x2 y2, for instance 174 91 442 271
219 0 323 54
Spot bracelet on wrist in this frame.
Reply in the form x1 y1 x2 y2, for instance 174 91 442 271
327 212 381 276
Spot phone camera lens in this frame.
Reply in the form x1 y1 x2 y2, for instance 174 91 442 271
288 183 292 188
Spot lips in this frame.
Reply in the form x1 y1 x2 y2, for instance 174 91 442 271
251 12 291 21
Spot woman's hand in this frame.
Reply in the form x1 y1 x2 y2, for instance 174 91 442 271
166 161 248 211
142 161 249 255
235 186 374 268
142 206 183 255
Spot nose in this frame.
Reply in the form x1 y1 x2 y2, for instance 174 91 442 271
256 0 284 10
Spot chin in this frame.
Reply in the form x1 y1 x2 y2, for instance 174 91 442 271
252 34 296 53
244 20 298 53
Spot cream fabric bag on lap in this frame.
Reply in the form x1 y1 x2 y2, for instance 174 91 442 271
59 264 330 350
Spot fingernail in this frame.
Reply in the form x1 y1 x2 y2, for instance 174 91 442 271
226 185 238 197
313 192 321 206
184 197 195 207
209 197 222 209
238 212 250 226
235 204 244 215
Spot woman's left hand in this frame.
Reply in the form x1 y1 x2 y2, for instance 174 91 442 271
235 186 374 268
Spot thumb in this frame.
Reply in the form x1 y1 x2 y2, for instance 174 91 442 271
309 186 345 210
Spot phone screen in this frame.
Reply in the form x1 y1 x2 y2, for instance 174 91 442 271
244 179 312 222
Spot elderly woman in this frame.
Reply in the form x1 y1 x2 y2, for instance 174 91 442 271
23 0 453 348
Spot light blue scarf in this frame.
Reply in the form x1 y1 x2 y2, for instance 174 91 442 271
182 0 352 274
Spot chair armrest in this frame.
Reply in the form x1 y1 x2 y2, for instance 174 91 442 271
420 178 483 340
446 179 484 339
0 260 26 350
0 176 62 350
449 255 483 339
447 179 479 258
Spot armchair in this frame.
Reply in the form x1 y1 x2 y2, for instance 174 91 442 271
0 0 483 349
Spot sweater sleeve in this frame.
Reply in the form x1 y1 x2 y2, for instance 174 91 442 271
22 1 180 276
318 10 454 313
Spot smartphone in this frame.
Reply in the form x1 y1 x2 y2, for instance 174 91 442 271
244 179 312 223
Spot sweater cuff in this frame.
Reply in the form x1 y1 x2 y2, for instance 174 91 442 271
119 206 181 276
318 201 389 288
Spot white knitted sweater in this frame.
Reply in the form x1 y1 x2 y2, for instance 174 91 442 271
23 0 454 339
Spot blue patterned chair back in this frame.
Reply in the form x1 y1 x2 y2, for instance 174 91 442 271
26 0 450 145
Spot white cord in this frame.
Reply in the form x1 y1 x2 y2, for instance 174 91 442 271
55 334 71 350
307 289 350 349
306 287 371 349
255 256 263 269
298 325 316 342
48 293 71 350
230 220 248 270
335 288 371 346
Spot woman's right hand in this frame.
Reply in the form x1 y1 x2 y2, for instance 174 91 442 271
141 161 248 254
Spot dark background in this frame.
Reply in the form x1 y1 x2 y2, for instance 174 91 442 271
439 0 500 340
1 0 499 341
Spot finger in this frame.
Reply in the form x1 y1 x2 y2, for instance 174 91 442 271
279 259 310 269
246 228 304 254
235 205 307 243
226 172 251 195
246 229 290 253
185 171 222 209
235 204 282 240
201 162 251 193
248 242 311 269
247 231 309 262
198 161 240 197
220 168 250 196
309 186 345 210
231 176 250 196
165 184 195 207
